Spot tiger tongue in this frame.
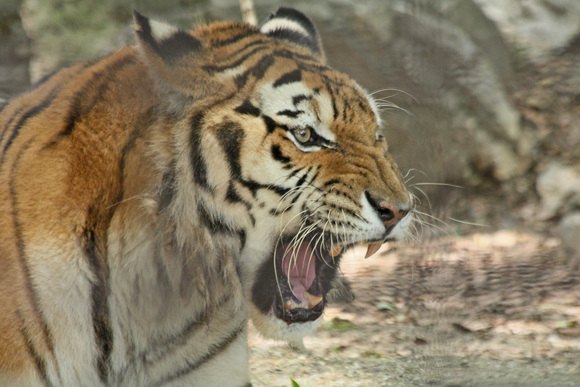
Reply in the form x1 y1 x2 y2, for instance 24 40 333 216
281 242 317 305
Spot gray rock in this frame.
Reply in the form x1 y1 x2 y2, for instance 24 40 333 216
0 0 31 99
474 0 580 61
536 162 580 219
559 212 580 259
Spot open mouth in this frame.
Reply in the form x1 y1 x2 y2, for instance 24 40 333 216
273 239 333 324
251 232 385 325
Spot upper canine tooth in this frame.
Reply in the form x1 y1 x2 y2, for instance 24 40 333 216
304 291 323 308
330 245 343 257
364 242 383 259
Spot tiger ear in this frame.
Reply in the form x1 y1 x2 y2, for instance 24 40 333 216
259 7 326 63
134 11 201 63
133 11 219 98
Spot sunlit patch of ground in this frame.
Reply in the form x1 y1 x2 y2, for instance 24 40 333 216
250 232 580 386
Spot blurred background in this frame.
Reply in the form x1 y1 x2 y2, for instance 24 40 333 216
1 0 579 385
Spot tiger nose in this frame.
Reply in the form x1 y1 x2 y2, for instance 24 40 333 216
365 192 409 227
377 201 408 227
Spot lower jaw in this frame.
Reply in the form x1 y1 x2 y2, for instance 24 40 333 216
274 297 325 324
249 304 322 341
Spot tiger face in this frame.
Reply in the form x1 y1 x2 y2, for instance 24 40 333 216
133 8 413 339
0 7 412 386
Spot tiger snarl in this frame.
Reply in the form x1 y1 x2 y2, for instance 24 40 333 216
0 7 413 386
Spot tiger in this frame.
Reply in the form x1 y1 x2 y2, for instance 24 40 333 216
0 7 413 387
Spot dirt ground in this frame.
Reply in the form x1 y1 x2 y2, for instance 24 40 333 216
249 233 580 386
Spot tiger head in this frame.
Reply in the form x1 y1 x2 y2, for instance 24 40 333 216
135 8 413 341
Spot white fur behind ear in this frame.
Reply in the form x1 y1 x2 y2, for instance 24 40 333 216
260 19 310 38
149 19 179 41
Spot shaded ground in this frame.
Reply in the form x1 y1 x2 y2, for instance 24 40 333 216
249 233 580 386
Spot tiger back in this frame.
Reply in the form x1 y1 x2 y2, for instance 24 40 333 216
0 8 413 386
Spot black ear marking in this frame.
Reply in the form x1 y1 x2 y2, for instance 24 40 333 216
134 11 154 46
133 10 201 62
259 7 322 56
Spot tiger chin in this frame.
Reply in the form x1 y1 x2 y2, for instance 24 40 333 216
0 6 413 387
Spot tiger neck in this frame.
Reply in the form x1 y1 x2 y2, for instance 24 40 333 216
105 96 246 327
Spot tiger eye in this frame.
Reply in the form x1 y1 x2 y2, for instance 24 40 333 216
294 127 312 143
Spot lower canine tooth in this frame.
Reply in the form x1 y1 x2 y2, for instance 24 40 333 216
330 245 343 257
304 291 323 308
365 242 383 259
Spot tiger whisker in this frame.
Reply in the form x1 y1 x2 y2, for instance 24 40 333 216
106 194 149 209
370 88 418 103
411 186 432 211
445 216 491 228
409 182 465 189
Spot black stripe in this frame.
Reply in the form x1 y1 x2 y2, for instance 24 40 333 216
262 115 277 133
341 101 349 122
136 294 235 371
9 140 57 383
234 100 261 117
84 109 150 384
159 163 176 211
271 144 291 164
56 55 136 140
202 46 268 74
350 160 375 177
273 48 318 63
0 91 57 168
198 202 233 234
322 178 341 188
322 78 338 120
222 40 267 60
189 112 212 190
82 216 112 384
285 167 302 180
153 323 246 386
295 166 312 188
226 182 243 204
204 48 315 85
284 167 316 210
273 69 302 88
225 183 255 226
276 109 303 118
216 121 245 179
237 229 247 251
334 188 359 205
234 54 275 89
239 178 290 198
292 94 310 106
16 310 53 387
262 115 289 134
213 31 261 48
357 99 372 115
